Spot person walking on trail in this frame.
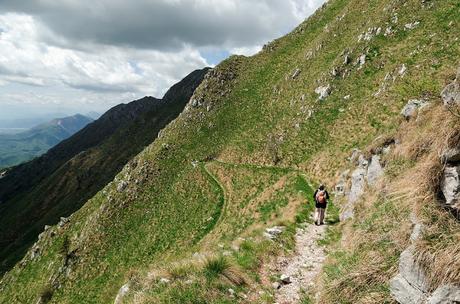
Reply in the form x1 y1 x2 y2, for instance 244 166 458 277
313 184 329 226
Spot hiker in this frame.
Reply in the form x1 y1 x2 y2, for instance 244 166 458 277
313 184 329 225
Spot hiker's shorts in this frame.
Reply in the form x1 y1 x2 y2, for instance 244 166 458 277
315 202 327 209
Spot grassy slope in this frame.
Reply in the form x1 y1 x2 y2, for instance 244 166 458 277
0 0 458 303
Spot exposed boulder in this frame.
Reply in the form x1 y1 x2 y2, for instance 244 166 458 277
367 155 384 185
280 274 292 285
404 21 420 30
400 99 429 120
264 226 285 240
114 283 130 304
291 68 301 79
117 180 128 192
315 85 331 100
441 148 460 164
427 284 460 304
340 167 366 221
441 165 460 210
398 246 429 292
58 217 70 228
348 168 367 204
357 54 366 69
390 273 427 304
441 69 460 107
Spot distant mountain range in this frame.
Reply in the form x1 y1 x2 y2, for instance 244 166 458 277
0 67 209 273
0 114 93 169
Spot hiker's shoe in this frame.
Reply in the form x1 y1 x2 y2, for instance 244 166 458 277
320 222 325 225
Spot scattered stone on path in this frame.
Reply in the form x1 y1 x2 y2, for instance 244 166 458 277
280 274 292 285
274 222 327 304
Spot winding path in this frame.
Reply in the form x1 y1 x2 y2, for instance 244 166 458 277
201 160 328 303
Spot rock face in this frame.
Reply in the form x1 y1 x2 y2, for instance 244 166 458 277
348 168 367 204
340 167 366 221
390 213 460 303
427 285 460 304
441 165 460 210
442 148 460 164
441 69 460 107
367 155 384 185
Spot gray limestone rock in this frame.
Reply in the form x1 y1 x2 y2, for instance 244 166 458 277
264 226 285 240
400 99 428 120
427 284 460 304
367 155 384 185
114 283 130 304
442 148 460 164
390 274 426 304
398 246 429 292
348 168 367 204
315 85 331 100
441 69 460 107
441 166 460 210
291 68 301 79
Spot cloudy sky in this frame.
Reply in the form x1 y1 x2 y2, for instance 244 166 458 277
0 0 325 121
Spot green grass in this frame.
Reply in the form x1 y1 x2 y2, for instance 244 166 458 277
1 0 459 303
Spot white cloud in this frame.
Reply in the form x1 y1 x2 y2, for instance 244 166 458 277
0 13 208 112
0 0 326 118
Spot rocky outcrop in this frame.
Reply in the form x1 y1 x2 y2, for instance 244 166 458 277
441 68 460 107
114 283 130 304
442 148 460 164
427 285 460 304
348 168 367 204
390 214 460 303
315 85 331 100
440 165 460 211
390 213 428 304
401 99 429 120
367 155 384 185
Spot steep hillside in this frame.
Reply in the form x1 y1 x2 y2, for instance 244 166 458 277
0 0 458 303
0 68 209 274
0 114 93 169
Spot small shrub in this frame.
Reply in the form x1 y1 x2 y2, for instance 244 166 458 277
203 256 230 281
38 285 54 304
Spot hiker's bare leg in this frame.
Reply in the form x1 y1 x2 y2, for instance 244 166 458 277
315 208 320 224
320 208 325 224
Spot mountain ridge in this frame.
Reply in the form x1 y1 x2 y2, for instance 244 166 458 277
0 0 458 303
0 114 93 169
0 68 210 274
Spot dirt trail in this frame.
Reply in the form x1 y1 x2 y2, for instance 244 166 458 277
274 221 327 304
